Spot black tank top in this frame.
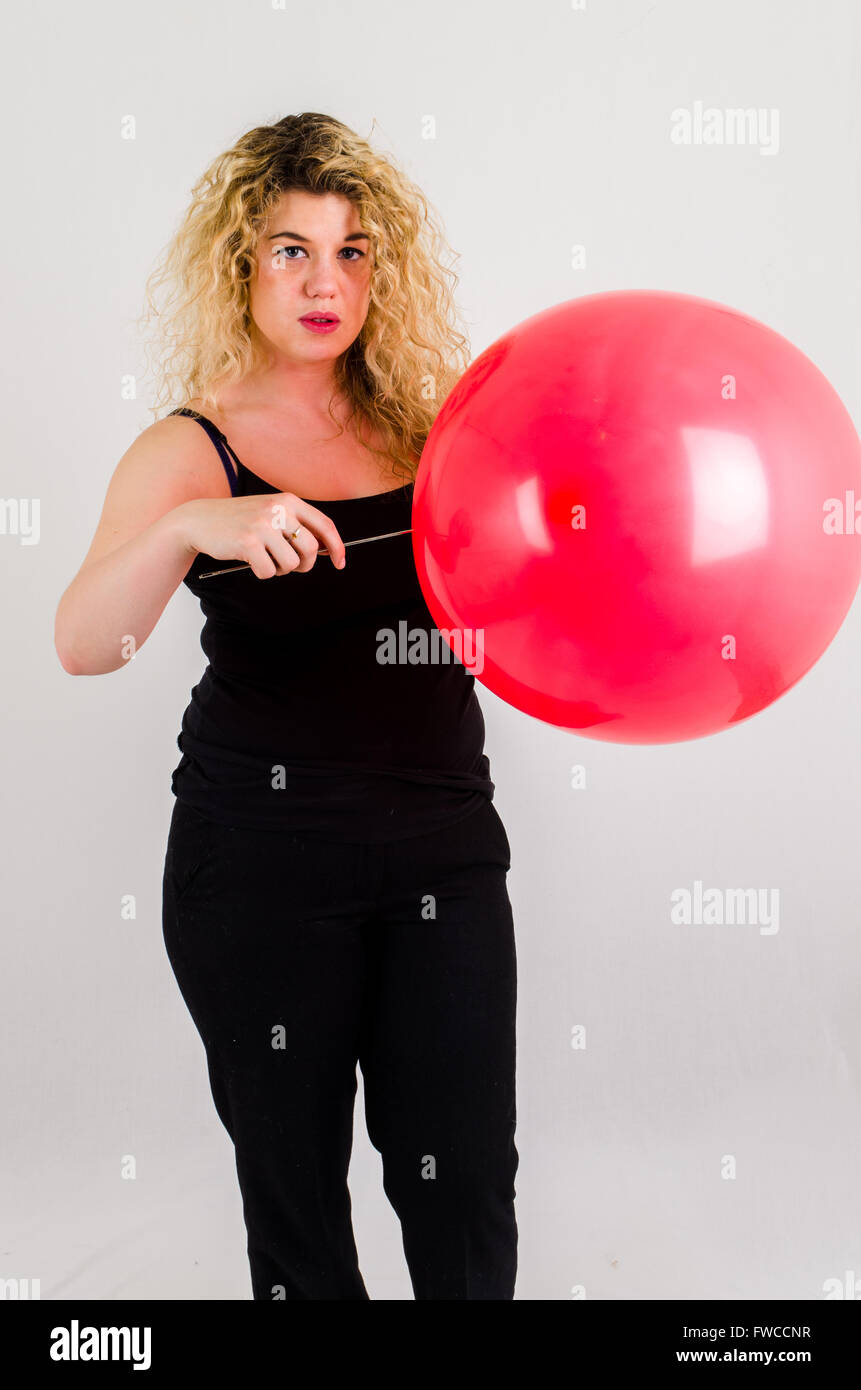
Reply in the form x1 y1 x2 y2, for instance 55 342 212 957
168 407 494 842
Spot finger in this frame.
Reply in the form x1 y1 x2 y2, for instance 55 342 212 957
292 503 347 569
264 532 303 577
256 505 306 576
282 523 320 574
243 538 280 580
245 533 300 579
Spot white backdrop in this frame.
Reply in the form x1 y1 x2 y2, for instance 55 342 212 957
4 0 860 1299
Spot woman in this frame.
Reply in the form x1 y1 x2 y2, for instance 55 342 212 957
55 112 518 1300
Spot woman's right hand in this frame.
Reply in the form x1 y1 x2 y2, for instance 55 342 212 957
177 493 347 578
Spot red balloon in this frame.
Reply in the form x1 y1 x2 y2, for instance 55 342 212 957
412 290 861 743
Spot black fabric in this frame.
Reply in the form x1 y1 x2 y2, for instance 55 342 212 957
162 794 518 1300
167 408 494 842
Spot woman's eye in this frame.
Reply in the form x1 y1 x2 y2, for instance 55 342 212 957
272 246 365 261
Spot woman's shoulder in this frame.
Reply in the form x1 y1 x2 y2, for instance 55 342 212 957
179 397 229 433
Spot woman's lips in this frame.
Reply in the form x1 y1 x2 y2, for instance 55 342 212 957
299 315 340 334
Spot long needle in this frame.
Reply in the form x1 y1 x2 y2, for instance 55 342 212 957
198 527 414 579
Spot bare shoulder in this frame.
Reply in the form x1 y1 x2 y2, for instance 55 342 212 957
134 410 233 491
73 412 233 574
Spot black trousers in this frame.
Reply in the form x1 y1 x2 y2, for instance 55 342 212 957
161 796 518 1300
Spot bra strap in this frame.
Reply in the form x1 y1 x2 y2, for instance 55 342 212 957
168 407 241 496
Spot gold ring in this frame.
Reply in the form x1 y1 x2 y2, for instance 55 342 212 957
289 526 301 539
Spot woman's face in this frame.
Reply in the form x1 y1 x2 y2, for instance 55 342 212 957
249 189 373 367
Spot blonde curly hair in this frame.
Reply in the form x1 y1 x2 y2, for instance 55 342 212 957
136 112 471 483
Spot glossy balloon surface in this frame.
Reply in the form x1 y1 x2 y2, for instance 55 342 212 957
412 290 861 742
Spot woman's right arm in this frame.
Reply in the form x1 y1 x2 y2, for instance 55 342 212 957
54 418 346 677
